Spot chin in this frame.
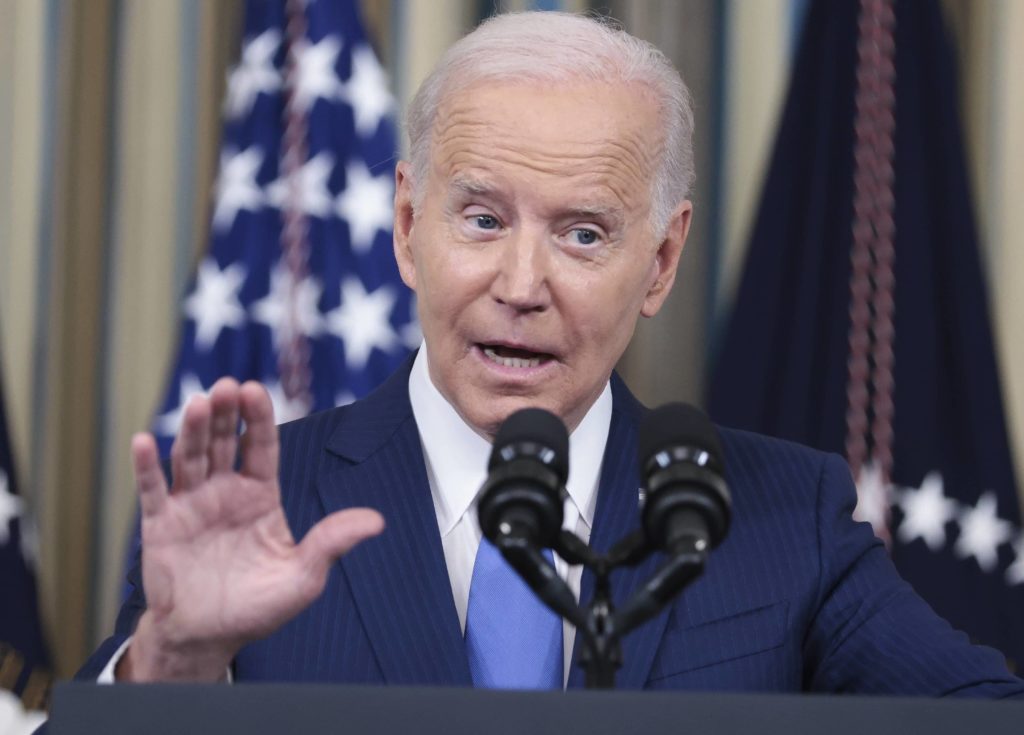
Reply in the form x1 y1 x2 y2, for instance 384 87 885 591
459 397 542 441
481 396 569 439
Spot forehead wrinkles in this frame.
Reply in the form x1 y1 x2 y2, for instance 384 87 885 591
430 89 661 208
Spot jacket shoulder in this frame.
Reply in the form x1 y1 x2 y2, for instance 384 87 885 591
717 425 846 489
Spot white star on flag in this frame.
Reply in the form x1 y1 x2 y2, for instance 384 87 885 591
326 277 400 370
1006 534 1024 586
954 491 1014 572
291 35 345 113
342 44 394 137
251 260 324 350
896 471 957 551
265 380 312 424
335 160 393 253
154 373 208 438
0 468 23 546
265 151 336 220
225 30 282 119
184 258 248 350
853 462 890 539
213 146 265 232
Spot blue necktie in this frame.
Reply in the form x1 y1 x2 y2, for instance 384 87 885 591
465 539 563 689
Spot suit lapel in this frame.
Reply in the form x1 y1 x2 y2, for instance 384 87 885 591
568 376 671 689
316 361 472 686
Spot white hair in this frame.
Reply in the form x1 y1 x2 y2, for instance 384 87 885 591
405 11 695 234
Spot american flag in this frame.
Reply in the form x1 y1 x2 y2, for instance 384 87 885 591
0 357 50 708
151 0 417 458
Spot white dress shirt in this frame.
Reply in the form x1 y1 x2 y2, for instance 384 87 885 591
409 346 611 686
100 347 612 686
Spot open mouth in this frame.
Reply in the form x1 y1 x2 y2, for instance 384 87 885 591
480 344 554 369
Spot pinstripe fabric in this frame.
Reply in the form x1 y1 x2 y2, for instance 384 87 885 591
78 357 1024 696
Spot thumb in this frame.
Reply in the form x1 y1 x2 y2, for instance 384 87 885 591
297 508 385 577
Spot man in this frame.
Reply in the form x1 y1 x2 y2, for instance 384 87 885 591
80 11 1022 694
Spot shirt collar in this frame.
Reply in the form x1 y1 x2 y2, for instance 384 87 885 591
408 345 611 536
409 346 491 536
566 377 611 529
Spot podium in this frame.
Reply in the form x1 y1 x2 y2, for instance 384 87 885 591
49 682 1024 734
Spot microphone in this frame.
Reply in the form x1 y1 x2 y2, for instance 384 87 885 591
477 407 568 550
610 403 732 637
476 407 584 628
638 403 731 555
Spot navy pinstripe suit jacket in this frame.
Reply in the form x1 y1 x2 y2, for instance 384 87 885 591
81 359 1024 696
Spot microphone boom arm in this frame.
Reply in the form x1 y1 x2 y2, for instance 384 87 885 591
496 533 588 630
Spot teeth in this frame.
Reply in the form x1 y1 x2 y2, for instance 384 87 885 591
483 347 541 368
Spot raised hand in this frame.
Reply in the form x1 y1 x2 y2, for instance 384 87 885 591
118 378 384 682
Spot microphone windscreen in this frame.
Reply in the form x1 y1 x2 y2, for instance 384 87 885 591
489 407 569 482
638 403 723 470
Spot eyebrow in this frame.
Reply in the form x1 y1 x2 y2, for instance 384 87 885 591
565 205 619 220
448 175 625 228
561 205 626 232
449 176 494 197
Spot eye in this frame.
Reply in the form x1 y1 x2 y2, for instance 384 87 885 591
473 214 501 230
569 228 600 246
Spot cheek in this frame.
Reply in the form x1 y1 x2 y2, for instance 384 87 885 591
561 269 649 356
560 295 623 354
574 265 649 320
414 243 491 322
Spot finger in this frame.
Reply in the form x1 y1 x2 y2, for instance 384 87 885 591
238 381 279 481
298 508 385 578
170 395 212 492
208 377 241 474
132 433 168 518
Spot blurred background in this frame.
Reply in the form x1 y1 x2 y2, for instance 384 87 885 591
0 0 1022 701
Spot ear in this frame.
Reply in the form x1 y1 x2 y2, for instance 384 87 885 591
393 161 418 291
640 201 692 318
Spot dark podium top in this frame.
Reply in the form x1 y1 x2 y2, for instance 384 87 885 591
49 683 1024 734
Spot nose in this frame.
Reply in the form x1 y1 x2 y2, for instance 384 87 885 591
490 227 551 312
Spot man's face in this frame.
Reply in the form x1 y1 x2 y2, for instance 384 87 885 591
394 80 691 439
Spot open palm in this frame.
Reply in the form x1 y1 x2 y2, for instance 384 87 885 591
124 379 383 681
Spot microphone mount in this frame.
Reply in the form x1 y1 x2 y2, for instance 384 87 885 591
478 403 730 689
486 479 720 689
